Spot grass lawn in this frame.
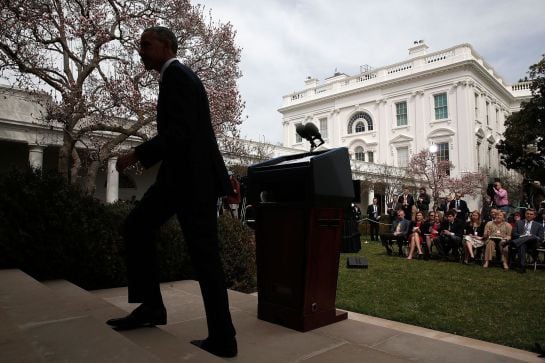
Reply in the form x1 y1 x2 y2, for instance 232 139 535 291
336 238 545 353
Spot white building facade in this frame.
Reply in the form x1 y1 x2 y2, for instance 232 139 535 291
279 42 532 209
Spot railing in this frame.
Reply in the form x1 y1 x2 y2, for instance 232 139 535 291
387 63 413 74
511 81 532 92
425 51 454 64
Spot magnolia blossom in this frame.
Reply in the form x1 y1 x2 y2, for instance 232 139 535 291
0 0 244 194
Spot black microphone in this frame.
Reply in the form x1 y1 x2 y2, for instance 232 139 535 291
303 123 325 145
296 124 309 140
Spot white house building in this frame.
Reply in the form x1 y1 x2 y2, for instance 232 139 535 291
278 42 532 209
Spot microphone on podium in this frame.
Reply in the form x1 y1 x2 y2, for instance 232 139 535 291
296 123 325 151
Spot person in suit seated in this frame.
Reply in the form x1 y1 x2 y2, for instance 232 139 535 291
398 187 415 220
407 211 425 260
367 197 381 241
482 211 512 269
380 209 410 256
434 209 464 260
508 208 544 273
462 210 486 264
449 192 470 222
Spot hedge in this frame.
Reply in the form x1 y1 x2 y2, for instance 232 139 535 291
0 168 256 292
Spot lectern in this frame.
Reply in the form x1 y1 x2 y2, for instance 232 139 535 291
247 147 354 331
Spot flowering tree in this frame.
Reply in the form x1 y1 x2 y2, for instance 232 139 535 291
0 0 244 194
407 149 454 210
408 149 488 210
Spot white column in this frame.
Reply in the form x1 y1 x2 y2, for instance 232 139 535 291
28 145 44 170
106 157 119 204
368 186 374 205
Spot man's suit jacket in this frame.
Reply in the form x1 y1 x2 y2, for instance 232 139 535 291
512 219 544 242
390 218 410 238
367 204 381 222
135 60 231 201
398 194 415 218
449 199 469 221
438 219 465 238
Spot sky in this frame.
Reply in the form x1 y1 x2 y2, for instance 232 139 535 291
198 0 545 144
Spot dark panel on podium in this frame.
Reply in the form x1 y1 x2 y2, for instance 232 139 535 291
247 147 354 331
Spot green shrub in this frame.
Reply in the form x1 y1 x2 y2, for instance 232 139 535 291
0 168 256 292
217 214 256 293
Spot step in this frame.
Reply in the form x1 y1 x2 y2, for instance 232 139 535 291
0 269 160 362
46 279 222 362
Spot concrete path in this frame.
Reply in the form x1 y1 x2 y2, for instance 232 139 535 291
0 269 542 362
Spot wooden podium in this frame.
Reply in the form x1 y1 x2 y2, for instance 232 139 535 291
248 148 354 332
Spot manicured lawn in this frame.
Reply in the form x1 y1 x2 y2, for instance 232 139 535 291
336 238 545 353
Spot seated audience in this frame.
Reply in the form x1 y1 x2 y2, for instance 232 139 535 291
482 211 512 269
434 209 464 260
509 208 544 273
463 210 486 264
380 210 410 256
407 211 425 260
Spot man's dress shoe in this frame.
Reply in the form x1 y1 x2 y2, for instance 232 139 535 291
106 304 166 330
191 337 238 358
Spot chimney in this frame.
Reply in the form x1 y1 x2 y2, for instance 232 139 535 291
408 40 428 58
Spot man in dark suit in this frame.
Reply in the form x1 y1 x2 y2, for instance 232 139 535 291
380 210 410 256
367 197 381 241
416 187 430 213
509 208 544 273
398 187 415 220
107 26 237 358
449 192 469 222
435 209 464 260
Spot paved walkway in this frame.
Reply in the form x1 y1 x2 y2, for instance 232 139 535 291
0 269 542 362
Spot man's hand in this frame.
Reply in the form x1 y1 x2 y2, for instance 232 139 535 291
116 151 139 172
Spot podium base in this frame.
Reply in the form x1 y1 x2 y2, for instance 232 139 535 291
258 299 348 332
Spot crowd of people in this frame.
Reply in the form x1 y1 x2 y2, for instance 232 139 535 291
374 184 545 273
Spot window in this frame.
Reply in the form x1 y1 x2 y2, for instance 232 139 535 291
355 121 365 133
486 101 490 125
474 93 479 119
396 101 408 126
319 118 328 139
354 146 365 161
295 123 302 143
397 147 408 167
367 152 374 163
434 93 448 120
495 108 499 128
347 112 373 134
436 142 450 175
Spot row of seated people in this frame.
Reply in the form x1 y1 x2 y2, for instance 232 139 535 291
380 208 545 272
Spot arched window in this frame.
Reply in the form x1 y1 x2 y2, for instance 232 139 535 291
347 112 374 134
355 121 365 133
354 146 365 161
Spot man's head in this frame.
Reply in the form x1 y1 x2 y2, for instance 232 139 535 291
403 187 409 195
446 209 456 222
525 208 536 222
490 208 498 218
428 211 435 221
455 192 462 199
139 26 178 71
397 210 405 220
373 197 378 204
420 188 426 194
